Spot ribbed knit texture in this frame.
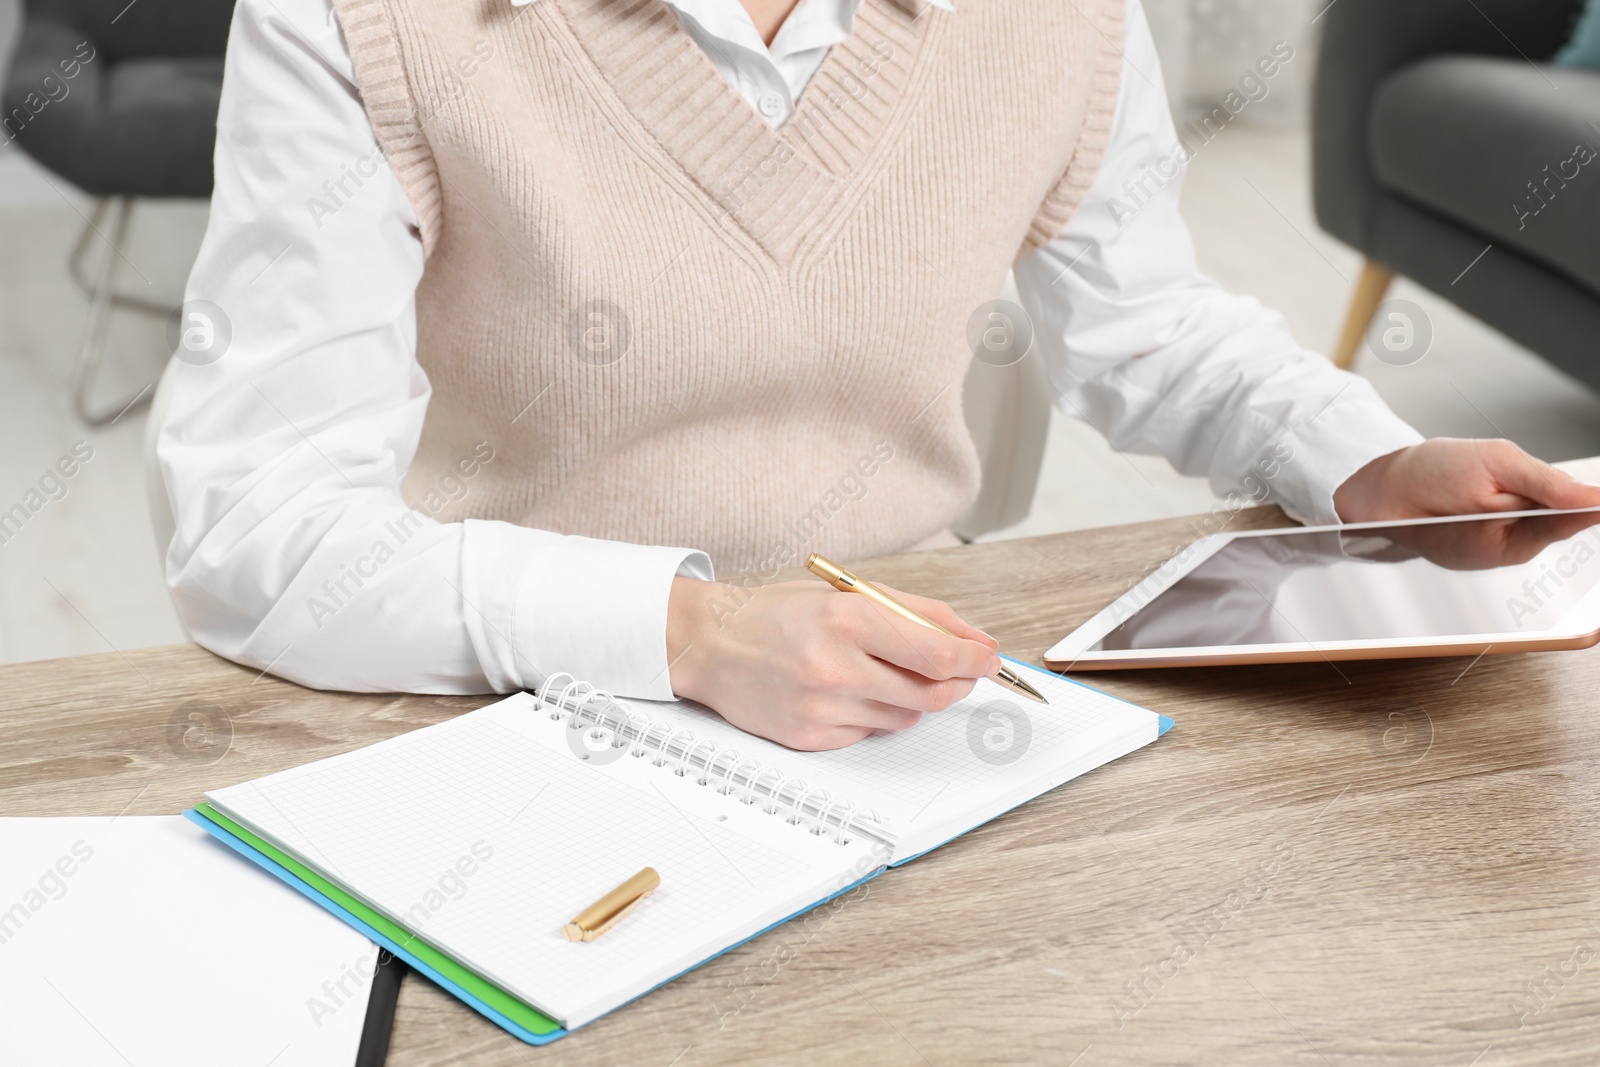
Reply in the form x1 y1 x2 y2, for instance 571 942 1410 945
330 0 1124 574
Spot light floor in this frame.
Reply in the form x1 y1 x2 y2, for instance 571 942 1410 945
2 127 1598 666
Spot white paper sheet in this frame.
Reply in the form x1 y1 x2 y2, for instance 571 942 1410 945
0 815 376 1067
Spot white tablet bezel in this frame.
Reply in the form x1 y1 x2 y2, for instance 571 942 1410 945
1044 507 1600 671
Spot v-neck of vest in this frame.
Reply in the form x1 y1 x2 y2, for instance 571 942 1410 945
554 0 946 265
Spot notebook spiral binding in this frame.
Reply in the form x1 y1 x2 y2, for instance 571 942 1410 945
537 673 893 850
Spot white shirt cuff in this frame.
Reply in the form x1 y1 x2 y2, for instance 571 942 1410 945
1272 377 1424 526
459 520 713 699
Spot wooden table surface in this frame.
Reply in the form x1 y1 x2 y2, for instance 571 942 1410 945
5 499 1600 1066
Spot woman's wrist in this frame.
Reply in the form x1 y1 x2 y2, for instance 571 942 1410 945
666 576 718 701
1332 445 1411 523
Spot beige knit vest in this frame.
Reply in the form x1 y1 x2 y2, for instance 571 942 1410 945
332 0 1123 575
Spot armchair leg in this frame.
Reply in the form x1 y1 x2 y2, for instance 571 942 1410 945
70 197 159 427
1331 260 1396 370
68 197 173 316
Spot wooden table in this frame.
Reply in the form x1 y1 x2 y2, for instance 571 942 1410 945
6 499 1600 1066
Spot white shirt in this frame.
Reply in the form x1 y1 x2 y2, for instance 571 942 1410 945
158 0 1423 699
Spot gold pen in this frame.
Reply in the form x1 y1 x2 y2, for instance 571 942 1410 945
805 553 1048 705
563 867 660 942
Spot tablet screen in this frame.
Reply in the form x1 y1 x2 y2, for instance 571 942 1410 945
1091 509 1600 652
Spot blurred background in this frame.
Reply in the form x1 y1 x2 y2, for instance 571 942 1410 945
2 0 1598 666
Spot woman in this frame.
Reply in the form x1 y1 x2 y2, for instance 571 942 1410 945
158 0 1600 749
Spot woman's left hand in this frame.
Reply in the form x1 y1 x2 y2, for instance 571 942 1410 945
1333 438 1600 523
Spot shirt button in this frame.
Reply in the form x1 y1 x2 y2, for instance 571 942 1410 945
756 92 785 118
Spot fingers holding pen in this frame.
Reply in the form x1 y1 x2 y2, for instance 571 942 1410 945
852 601 1000 687
875 584 1000 651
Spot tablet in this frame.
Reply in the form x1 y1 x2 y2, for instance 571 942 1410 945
1045 507 1600 670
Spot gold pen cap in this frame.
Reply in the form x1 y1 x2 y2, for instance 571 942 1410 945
563 867 660 943
805 553 855 591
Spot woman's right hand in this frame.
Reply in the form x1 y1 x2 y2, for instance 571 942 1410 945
665 577 1002 751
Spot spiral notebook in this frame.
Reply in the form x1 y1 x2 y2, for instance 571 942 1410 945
188 662 1169 1041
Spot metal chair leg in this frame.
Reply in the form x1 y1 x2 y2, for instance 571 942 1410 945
70 197 158 427
68 197 173 316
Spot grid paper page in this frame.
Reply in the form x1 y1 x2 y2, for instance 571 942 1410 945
627 670 1156 838
208 703 875 1028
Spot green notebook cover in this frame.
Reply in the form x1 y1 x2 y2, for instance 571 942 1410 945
192 802 561 1036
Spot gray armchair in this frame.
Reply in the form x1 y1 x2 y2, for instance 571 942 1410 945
3 0 234 424
1313 0 1600 388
